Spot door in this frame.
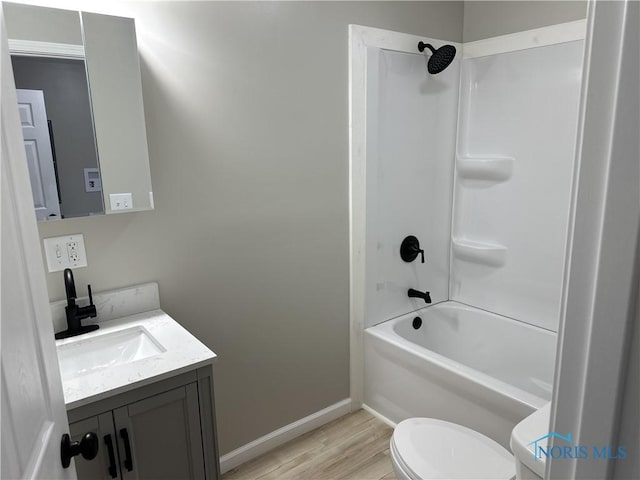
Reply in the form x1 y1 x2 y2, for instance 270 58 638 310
113 385 205 480
16 88 62 220
70 414 120 480
1 8 74 480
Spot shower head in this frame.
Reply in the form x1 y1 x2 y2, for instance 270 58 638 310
418 42 456 74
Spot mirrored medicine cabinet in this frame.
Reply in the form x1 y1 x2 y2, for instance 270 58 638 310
4 2 154 220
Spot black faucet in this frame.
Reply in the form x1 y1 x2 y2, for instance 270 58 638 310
55 268 99 340
408 288 431 304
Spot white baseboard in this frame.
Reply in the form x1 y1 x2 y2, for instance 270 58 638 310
362 404 397 428
219 398 352 474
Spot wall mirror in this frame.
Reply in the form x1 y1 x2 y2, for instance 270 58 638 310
4 3 154 220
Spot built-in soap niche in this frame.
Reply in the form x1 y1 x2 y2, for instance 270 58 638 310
452 155 510 267
456 155 514 185
451 237 507 267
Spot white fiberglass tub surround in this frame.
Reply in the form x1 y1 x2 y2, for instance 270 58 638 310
364 301 556 448
354 23 583 454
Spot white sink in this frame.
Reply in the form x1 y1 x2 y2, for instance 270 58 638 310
57 326 166 381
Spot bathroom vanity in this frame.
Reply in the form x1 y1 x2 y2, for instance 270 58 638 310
67 365 217 480
52 284 220 480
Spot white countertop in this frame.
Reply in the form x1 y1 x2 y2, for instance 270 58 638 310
56 309 216 410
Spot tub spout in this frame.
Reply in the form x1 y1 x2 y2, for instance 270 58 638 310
408 288 431 303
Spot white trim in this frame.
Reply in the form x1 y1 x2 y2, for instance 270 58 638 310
463 20 587 59
219 399 351 474
348 22 367 413
349 24 461 54
362 404 397 429
348 25 458 412
8 39 84 59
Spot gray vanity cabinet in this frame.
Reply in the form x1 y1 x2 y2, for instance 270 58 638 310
113 384 204 480
68 367 219 480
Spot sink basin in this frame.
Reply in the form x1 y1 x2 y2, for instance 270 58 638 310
57 326 166 381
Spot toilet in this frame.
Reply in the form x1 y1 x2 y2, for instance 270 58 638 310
389 418 515 479
510 403 551 480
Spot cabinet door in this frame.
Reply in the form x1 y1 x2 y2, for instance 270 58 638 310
114 384 205 480
70 413 121 480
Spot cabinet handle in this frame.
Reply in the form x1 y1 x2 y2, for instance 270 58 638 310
119 428 134 472
103 435 117 478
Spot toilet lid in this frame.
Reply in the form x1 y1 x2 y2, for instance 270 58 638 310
391 418 514 479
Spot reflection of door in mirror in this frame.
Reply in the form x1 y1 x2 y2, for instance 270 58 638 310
15 89 61 221
12 55 104 219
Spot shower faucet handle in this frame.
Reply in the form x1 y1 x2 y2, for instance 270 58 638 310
401 236 425 264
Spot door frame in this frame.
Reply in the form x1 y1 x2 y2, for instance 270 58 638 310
8 39 85 60
548 1 640 478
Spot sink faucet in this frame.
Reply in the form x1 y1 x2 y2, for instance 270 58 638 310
55 268 99 340
408 288 431 304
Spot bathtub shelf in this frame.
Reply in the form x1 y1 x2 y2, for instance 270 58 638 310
456 155 514 182
451 238 507 266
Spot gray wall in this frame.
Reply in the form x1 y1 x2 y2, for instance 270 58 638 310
463 1 587 42
4 2 83 45
35 1 463 455
11 56 104 218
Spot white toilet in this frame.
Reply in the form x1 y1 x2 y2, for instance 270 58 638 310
510 403 551 480
389 418 515 480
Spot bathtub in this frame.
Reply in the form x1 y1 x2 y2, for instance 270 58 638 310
364 301 556 449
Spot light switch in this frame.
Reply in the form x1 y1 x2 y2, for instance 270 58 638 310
110 193 133 211
43 234 88 272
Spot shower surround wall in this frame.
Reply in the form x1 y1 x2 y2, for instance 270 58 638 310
364 32 584 332
452 40 584 332
364 46 460 328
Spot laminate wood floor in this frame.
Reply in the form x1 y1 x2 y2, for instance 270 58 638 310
222 409 396 480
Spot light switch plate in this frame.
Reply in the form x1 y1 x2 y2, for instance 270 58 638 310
110 193 133 211
43 234 88 272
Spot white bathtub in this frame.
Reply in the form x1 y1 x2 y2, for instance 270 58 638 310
364 301 556 449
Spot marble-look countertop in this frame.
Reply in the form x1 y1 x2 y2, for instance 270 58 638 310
56 309 216 410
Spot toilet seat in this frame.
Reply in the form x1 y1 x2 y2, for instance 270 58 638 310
390 418 515 479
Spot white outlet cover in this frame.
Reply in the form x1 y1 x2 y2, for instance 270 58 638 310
110 193 133 211
43 234 88 272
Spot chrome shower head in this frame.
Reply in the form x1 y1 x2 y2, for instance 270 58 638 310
418 42 457 74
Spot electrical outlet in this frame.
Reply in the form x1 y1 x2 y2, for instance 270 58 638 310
110 193 133 211
43 234 88 272
67 241 79 262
